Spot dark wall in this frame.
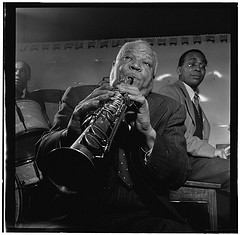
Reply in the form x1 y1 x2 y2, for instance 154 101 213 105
14 4 236 43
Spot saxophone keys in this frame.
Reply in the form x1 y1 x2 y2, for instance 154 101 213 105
84 132 103 154
91 124 108 143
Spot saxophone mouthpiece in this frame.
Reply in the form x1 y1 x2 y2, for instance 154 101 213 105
124 77 133 85
113 76 133 89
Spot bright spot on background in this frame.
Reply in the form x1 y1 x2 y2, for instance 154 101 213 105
156 73 172 81
199 94 209 102
206 71 223 78
213 71 223 78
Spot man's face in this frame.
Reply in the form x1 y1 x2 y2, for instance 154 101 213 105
109 42 156 95
15 61 30 93
178 51 207 90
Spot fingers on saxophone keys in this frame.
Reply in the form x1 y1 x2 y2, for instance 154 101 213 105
92 89 114 98
99 84 113 90
128 94 145 105
95 85 113 92
97 91 115 102
87 91 115 108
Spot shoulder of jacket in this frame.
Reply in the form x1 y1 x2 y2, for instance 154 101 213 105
148 91 182 109
159 81 181 92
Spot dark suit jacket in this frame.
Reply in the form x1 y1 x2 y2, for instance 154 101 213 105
158 80 215 158
36 84 191 224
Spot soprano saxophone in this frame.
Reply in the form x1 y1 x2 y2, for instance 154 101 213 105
46 79 133 193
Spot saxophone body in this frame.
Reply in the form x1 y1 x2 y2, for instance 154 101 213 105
46 89 132 193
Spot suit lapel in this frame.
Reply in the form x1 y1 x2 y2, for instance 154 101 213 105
175 80 196 125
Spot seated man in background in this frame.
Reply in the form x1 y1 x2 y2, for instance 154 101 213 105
158 49 231 230
15 60 31 99
35 40 193 232
14 61 52 225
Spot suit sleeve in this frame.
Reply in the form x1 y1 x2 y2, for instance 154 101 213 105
36 86 82 172
202 109 211 141
159 85 215 158
185 125 215 157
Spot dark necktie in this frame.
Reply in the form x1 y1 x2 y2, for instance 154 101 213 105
118 148 133 189
192 92 203 139
193 92 200 114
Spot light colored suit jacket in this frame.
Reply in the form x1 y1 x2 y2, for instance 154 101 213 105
159 80 215 158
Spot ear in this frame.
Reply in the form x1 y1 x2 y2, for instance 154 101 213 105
112 60 116 67
176 66 182 75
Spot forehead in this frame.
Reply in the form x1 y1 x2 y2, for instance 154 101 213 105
120 42 154 59
15 61 30 73
184 52 205 62
16 61 28 70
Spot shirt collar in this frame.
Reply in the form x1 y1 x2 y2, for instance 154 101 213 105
182 81 195 101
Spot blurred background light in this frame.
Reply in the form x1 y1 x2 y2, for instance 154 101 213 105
199 94 209 102
213 71 223 78
156 73 172 81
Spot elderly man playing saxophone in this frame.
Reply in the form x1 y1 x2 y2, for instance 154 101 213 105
36 39 192 232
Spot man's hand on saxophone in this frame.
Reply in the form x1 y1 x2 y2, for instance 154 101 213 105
116 83 156 154
65 85 115 139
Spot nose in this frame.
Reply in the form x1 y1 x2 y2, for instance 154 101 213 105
16 69 20 75
129 61 141 72
194 64 201 71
